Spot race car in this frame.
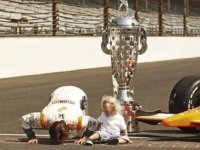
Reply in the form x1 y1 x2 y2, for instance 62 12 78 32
135 76 200 133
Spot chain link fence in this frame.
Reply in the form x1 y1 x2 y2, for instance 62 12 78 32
0 0 199 37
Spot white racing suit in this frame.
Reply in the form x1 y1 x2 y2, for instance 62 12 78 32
49 86 88 115
21 86 96 140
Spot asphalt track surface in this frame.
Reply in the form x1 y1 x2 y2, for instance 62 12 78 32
0 57 200 150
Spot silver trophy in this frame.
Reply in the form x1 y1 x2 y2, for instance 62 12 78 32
101 0 147 132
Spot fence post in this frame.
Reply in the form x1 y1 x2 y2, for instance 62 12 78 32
133 0 139 20
16 24 21 35
145 0 148 11
159 0 163 36
52 0 59 36
103 0 109 30
183 0 189 36
167 0 171 13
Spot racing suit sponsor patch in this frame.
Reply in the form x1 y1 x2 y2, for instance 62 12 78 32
51 99 75 105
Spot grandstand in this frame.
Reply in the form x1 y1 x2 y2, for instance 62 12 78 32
0 0 199 36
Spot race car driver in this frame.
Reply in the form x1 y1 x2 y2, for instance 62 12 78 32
21 86 97 144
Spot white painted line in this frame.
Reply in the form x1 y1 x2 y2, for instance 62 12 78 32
0 133 149 139
0 133 49 137
129 136 150 139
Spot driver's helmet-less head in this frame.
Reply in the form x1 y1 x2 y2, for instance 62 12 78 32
49 120 69 145
49 86 88 110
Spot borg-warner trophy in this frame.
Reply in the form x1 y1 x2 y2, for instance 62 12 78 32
101 0 147 132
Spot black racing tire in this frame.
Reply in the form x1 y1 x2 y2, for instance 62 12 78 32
169 76 200 133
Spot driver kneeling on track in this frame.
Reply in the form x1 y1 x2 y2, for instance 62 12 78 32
20 86 97 144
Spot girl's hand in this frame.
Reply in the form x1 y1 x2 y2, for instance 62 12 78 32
74 137 86 145
121 129 128 136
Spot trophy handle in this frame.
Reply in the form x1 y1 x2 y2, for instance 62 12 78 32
101 29 112 55
137 28 147 55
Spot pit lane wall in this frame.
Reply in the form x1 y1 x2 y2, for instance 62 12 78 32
0 37 199 79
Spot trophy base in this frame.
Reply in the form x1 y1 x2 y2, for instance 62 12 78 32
116 85 141 132
123 102 140 133
117 86 134 103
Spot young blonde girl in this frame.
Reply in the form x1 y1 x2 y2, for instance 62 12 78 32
76 95 129 145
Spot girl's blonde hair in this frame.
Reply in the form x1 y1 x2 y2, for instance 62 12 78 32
101 95 121 114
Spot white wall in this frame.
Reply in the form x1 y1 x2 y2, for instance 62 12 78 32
0 36 199 79
139 37 200 62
